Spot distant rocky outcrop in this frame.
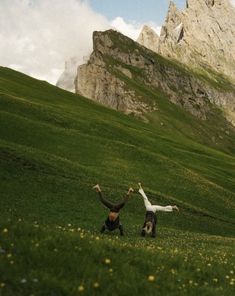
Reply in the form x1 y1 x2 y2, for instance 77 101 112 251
75 32 156 116
137 25 159 53
56 57 79 92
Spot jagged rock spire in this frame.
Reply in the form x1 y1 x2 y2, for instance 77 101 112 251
158 0 235 82
160 1 183 43
137 25 159 53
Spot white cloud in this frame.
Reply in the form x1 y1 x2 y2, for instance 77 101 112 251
230 0 235 7
0 0 161 85
111 17 161 40
0 0 109 84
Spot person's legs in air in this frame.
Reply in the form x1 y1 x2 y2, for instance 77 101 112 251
93 184 115 209
138 183 152 209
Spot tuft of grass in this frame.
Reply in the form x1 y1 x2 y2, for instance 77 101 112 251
0 218 235 296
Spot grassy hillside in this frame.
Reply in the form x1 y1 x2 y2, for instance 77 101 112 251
0 66 235 295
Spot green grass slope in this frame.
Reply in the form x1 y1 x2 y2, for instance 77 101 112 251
0 67 235 295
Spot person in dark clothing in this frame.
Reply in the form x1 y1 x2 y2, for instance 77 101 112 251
93 184 134 236
138 183 179 238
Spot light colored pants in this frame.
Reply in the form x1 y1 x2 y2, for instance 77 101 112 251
139 188 173 213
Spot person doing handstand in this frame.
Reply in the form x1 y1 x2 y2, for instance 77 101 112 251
93 184 134 236
138 183 179 238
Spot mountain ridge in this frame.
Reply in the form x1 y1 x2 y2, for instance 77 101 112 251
75 29 235 126
57 0 235 126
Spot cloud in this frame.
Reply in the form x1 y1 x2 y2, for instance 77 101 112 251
111 17 161 40
0 0 161 85
0 0 109 84
230 0 235 7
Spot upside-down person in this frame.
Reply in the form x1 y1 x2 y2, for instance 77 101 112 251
93 184 134 236
138 183 179 238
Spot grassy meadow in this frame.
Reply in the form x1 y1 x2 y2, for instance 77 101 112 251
0 66 235 295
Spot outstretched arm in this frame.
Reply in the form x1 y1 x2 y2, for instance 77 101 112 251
93 184 114 210
114 187 134 212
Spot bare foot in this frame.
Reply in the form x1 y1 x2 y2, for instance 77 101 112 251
172 205 179 212
93 184 101 192
138 182 142 190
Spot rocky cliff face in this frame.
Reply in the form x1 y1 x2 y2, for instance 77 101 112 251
139 0 235 83
75 31 157 116
76 57 148 115
75 30 235 124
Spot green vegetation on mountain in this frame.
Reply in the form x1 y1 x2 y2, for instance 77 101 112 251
91 30 235 154
0 64 235 296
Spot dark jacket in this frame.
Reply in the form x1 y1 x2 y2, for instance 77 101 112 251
105 216 120 230
145 211 157 224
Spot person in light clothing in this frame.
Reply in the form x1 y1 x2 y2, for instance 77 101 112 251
138 183 179 238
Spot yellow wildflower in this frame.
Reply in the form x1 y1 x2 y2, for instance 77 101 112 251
148 275 155 282
93 282 100 288
104 258 111 264
78 285 84 292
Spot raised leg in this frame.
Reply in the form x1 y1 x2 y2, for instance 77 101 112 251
93 184 114 210
138 184 153 211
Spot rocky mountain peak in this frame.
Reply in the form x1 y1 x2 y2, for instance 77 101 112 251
159 1 183 46
137 25 159 53
186 0 222 9
136 0 235 82
92 30 114 54
166 1 181 23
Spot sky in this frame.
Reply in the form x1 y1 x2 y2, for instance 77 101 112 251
0 0 234 84
88 0 186 23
